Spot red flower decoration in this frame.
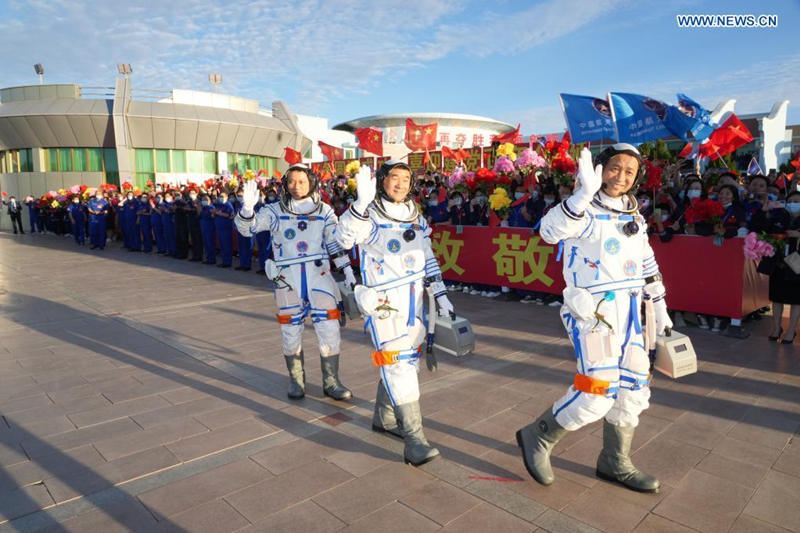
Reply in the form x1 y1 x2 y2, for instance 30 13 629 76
641 160 663 192
685 198 724 224
475 168 497 182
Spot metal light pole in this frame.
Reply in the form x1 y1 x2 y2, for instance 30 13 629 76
33 64 44 85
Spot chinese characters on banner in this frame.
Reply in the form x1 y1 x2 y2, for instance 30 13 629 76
426 227 766 318
430 226 562 292
358 156 375 169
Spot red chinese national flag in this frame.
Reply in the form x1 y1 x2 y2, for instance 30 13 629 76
442 146 468 163
491 124 521 145
355 127 384 156
705 114 753 160
404 118 437 152
283 147 302 165
318 141 344 161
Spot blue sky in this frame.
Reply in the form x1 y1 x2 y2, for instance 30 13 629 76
1 0 798 135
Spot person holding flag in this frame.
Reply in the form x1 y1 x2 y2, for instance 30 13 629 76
516 144 668 493
335 160 455 467
236 164 356 401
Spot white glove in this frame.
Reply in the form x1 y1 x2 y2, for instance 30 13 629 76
352 166 375 214
567 147 603 214
435 294 454 317
241 179 259 216
644 280 672 335
654 299 673 335
737 226 749 238
343 265 357 288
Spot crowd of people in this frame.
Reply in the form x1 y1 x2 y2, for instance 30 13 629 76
3 143 799 342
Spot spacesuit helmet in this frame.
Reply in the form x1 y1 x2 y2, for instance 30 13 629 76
595 143 645 194
280 164 320 205
376 160 414 202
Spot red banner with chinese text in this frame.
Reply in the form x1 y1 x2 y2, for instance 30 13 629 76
429 226 768 319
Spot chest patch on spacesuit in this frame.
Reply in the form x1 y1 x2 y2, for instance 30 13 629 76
623 259 637 277
604 238 621 255
387 239 401 253
284 228 296 240
296 241 309 253
403 254 416 269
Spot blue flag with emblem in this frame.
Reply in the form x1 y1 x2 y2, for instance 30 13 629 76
559 93 616 143
610 92 698 144
747 156 764 176
676 93 716 142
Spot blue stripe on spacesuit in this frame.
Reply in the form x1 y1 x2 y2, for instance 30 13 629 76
567 246 578 268
579 216 594 238
554 390 581 418
408 284 415 327
380 366 398 406
556 241 564 261
311 288 336 300
300 263 308 301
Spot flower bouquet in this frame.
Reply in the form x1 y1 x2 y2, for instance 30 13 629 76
684 197 724 237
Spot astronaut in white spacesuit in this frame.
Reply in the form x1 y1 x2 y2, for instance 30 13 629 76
336 160 454 466
237 164 356 401
516 144 670 493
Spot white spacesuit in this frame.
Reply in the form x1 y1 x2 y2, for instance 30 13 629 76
236 164 355 401
336 160 454 466
517 145 670 493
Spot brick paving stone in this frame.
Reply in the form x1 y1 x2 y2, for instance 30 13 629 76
248 430 353 475
165 417 276 461
710 435 783 469
772 438 800 478
138 458 271 518
0 443 106 495
632 514 697 533
629 437 708 487
41 496 161 533
533 507 602 533
695 452 770 489
94 416 209 461
0 483 54 521
155 499 250 533
743 469 800 532
729 514 796 533
67 394 172 428
563 484 651 533
654 470 755 533
44 445 181 503
341 501 441 533
235 500 346 533
399 480 482 526
225 460 353 523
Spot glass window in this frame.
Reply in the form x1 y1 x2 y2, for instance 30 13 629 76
103 148 118 172
203 151 216 174
134 149 154 173
47 148 58 171
58 148 72 171
227 152 237 172
186 150 203 173
135 172 155 189
155 149 170 172
172 150 186 172
72 148 87 172
87 148 103 171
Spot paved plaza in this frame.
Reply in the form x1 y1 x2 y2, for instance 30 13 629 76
0 232 798 533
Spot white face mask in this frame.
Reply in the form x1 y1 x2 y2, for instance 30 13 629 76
96 195 103 200
514 192 525 200
453 198 462 206
544 197 554 205
687 190 701 199
475 196 486 205
661 213 670 221
786 203 800 214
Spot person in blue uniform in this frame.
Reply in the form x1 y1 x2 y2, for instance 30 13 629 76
151 194 166 254
87 192 109 249
213 191 234 268
187 189 203 262
160 191 177 256
174 190 190 259
25 196 43 233
138 194 154 253
123 192 141 251
199 193 216 264
67 195 86 245
234 190 253 271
